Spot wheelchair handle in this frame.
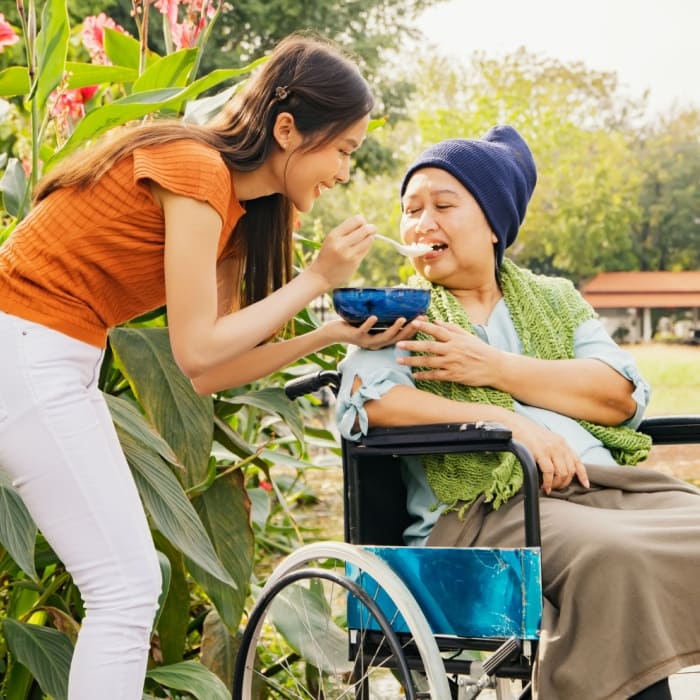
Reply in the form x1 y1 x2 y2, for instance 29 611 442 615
284 370 341 400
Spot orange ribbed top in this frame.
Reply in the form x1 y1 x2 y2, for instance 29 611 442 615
0 139 245 347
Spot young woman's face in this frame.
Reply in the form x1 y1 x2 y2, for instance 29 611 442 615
400 167 498 287
283 114 370 212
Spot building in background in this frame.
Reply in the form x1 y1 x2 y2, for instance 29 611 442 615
581 271 700 344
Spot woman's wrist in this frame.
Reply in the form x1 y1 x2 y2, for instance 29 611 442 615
314 318 349 347
301 263 334 296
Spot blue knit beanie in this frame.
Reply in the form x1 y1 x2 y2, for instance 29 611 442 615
400 125 537 265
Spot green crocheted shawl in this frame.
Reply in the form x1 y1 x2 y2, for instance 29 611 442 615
411 259 652 516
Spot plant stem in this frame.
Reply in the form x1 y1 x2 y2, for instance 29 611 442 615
17 0 39 191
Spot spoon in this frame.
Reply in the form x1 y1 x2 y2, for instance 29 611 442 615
374 233 433 257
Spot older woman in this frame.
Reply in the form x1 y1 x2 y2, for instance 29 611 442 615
336 126 700 700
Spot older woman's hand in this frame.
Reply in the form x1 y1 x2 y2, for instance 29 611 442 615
510 414 590 494
396 319 499 386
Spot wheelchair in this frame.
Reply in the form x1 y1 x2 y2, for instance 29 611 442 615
232 369 700 700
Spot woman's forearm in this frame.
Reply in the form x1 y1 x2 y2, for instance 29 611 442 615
189 323 338 394
172 267 332 380
492 354 636 425
189 315 414 394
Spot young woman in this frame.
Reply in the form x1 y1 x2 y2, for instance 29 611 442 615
337 126 700 700
0 33 411 699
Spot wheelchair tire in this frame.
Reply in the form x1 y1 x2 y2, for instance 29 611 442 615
233 541 451 699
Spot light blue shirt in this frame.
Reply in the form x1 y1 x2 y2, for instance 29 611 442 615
335 298 651 545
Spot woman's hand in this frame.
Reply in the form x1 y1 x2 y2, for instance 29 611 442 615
509 414 590 495
324 317 418 349
307 215 377 290
396 319 499 386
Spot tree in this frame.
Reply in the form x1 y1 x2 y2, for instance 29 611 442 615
630 108 700 271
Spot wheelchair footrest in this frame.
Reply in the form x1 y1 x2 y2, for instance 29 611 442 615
482 637 521 675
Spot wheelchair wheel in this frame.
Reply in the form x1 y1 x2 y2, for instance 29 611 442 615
233 541 451 699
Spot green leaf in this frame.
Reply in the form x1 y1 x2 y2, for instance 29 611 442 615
105 393 181 469
34 0 69 113
109 327 213 488
152 533 190 665
219 387 305 445
0 471 37 580
269 583 351 674
185 471 253 631
133 49 198 92
64 62 139 89
0 158 29 220
247 487 271 530
0 66 31 97
3 619 73 700
153 551 172 633
53 62 266 165
368 116 387 133
184 83 239 124
103 27 145 71
1 658 35 700
258 448 314 470
146 660 230 700
115 428 234 587
200 609 238 691
212 416 267 468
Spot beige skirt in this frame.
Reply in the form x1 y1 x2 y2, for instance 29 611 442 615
427 464 700 699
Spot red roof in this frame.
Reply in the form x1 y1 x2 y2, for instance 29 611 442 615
582 271 700 309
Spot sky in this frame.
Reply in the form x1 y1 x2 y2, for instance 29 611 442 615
414 0 700 115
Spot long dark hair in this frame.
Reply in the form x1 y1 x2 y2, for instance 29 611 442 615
35 33 374 309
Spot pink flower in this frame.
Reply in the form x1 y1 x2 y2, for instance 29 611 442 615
155 0 216 50
48 86 98 136
79 85 99 102
50 88 85 121
82 13 128 65
259 480 273 493
0 13 20 51
170 17 205 50
154 0 181 26
188 0 217 19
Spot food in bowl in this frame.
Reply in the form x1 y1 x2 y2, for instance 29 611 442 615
332 287 431 332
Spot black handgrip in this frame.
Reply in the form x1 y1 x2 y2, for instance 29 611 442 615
638 415 700 445
284 370 341 400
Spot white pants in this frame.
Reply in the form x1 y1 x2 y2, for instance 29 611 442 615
0 312 162 699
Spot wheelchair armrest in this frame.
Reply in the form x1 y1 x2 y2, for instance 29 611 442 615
361 421 513 447
348 422 541 548
638 415 700 445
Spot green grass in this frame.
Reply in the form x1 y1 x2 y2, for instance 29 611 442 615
624 344 700 416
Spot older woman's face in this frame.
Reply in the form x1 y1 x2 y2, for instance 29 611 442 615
400 167 497 287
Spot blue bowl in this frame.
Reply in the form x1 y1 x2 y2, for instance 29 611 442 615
332 287 430 332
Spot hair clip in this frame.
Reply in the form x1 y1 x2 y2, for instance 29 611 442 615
275 85 290 101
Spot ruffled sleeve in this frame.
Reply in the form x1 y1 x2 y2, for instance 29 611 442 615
133 140 234 224
336 345 415 440
575 318 651 428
